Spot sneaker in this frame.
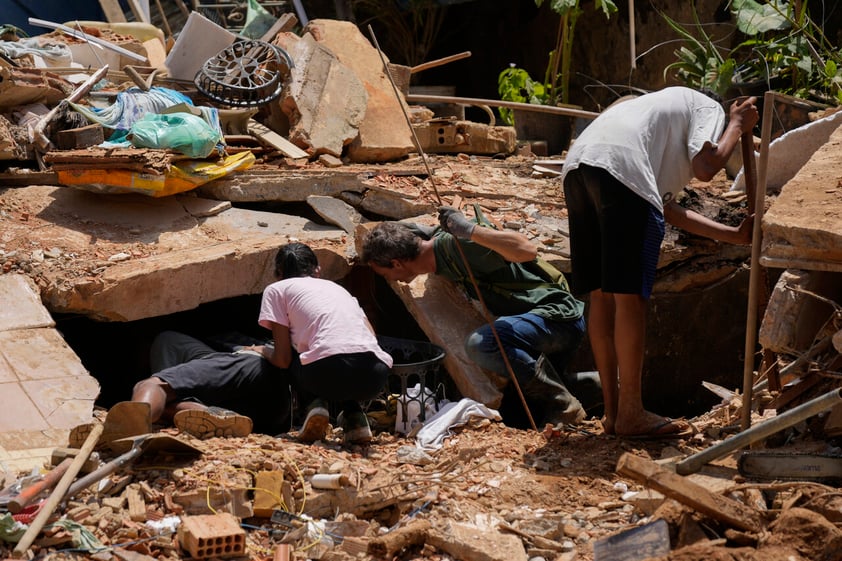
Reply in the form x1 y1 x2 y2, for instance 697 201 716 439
173 407 252 439
298 400 330 443
338 410 373 446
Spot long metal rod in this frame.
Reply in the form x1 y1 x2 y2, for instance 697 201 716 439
677 388 842 475
367 25 538 430
740 91 776 431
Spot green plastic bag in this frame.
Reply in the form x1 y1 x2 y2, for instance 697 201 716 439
242 0 277 39
128 112 222 158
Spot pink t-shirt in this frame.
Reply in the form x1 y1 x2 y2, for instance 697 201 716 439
259 276 393 367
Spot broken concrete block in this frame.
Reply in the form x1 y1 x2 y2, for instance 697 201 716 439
307 195 362 234
0 67 70 110
273 32 367 158
414 120 516 155
305 19 413 163
429 522 528 561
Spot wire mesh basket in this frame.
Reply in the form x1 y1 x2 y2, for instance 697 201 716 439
374 336 446 433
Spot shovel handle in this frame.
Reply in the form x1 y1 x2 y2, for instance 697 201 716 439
7 458 74 514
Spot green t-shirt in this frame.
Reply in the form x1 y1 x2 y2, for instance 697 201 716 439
432 231 584 322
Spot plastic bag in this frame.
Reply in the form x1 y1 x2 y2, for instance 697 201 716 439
242 0 277 39
127 112 222 158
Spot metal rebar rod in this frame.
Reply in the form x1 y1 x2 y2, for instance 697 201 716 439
676 387 842 475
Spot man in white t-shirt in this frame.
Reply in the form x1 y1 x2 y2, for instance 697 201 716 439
561 87 758 439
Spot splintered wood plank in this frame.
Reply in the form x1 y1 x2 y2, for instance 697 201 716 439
247 120 309 159
616 453 764 532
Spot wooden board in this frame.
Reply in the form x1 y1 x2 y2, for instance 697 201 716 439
616 453 764 532
247 120 309 159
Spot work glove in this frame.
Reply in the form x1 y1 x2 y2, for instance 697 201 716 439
438 206 475 239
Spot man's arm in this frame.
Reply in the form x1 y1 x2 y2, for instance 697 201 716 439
438 206 538 263
663 200 753 245
692 96 758 181
469 225 539 263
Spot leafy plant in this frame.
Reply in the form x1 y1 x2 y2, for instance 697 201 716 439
662 0 842 104
497 0 617 125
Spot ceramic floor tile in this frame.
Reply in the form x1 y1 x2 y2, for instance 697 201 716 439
0 382 49 431
0 274 54 332
21 376 99 430
0 429 69 451
0 328 88 381
0 352 16 383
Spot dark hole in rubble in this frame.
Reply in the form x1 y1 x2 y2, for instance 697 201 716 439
53 265 449 414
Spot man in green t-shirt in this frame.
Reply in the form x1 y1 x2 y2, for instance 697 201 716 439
360 207 597 427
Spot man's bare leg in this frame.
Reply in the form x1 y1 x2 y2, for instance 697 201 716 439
588 289 619 434
131 377 179 424
612 293 683 436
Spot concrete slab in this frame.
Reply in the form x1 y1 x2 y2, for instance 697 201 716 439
761 120 842 271
1 185 349 322
0 274 54 331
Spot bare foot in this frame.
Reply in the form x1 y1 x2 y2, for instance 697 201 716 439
615 410 690 438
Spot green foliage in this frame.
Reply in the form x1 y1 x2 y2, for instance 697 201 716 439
663 1 842 105
497 67 551 125
497 0 617 123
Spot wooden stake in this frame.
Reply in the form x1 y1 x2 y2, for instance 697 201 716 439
740 91 776 432
12 423 104 558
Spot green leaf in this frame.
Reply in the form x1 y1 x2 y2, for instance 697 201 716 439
732 0 791 35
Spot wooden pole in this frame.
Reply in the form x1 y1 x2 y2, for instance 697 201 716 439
405 94 600 120
12 423 104 558
740 91 776 432
410 51 471 74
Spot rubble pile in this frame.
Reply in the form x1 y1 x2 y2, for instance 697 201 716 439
0 4 841 561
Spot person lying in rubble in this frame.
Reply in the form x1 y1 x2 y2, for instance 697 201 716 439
359 208 600 429
560 87 758 439
83 243 392 446
68 330 293 447
248 241 393 446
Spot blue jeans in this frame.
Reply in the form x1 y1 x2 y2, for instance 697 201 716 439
465 313 585 385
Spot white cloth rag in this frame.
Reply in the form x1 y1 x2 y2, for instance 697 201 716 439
414 398 501 450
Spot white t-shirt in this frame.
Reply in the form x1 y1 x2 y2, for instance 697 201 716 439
259 276 393 367
562 87 725 212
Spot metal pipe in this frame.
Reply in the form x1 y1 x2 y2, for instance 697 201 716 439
676 387 842 475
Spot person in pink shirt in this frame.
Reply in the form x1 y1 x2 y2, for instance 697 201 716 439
251 242 393 445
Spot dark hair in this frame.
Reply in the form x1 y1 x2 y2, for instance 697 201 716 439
275 242 319 279
360 222 422 268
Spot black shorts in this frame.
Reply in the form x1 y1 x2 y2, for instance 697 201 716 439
151 331 290 434
563 165 664 299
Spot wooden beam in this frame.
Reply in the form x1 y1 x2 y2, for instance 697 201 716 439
98 0 128 23
616 453 764 532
